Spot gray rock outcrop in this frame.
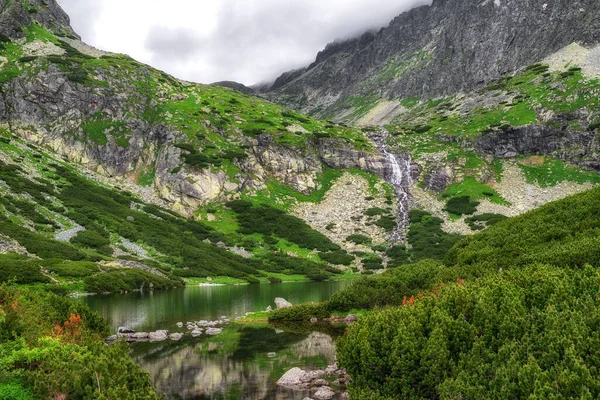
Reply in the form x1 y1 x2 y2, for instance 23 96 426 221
266 0 600 120
275 297 293 309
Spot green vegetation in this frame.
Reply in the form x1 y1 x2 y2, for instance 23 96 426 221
465 213 507 231
0 285 157 398
338 264 600 399
518 156 600 187
83 269 183 293
443 195 480 216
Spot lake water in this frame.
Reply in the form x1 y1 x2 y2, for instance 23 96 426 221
80 281 352 399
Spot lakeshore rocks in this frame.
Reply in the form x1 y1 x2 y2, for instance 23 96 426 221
118 327 135 334
344 314 358 324
313 386 336 400
190 329 203 337
277 367 306 388
169 333 183 341
205 327 223 336
277 364 350 399
275 297 293 309
149 330 168 342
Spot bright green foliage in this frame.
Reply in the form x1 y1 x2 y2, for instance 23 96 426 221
227 200 341 252
518 156 600 187
441 177 508 206
338 264 600 399
0 286 158 399
0 255 51 284
269 302 329 322
328 259 444 311
445 186 600 270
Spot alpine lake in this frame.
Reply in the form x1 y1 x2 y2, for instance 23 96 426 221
79 280 352 399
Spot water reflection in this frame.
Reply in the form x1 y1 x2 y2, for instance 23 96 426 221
131 325 338 399
80 281 351 399
81 281 351 333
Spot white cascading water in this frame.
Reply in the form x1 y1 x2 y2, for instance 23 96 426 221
371 129 412 243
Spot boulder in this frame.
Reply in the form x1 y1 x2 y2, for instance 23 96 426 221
148 330 168 341
275 297 293 309
118 326 135 334
310 317 318 323
265 306 272 312
313 379 329 387
205 327 223 335
301 370 325 383
169 333 183 341
191 329 203 337
313 386 336 400
176 322 183 328
267 352 277 358
344 314 358 324
131 332 150 340
277 367 305 388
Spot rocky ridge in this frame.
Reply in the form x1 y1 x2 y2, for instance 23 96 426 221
264 0 600 120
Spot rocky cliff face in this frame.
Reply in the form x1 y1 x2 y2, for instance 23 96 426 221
265 0 600 119
0 0 77 39
0 0 391 218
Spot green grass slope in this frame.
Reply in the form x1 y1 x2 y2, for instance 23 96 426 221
0 130 348 293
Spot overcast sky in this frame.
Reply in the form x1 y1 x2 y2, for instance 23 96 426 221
56 0 431 86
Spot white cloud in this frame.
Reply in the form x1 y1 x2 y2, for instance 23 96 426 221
56 0 431 85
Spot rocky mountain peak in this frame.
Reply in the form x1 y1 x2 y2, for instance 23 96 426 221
0 0 78 39
265 0 600 119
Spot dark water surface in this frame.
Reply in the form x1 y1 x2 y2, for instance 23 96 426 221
80 281 351 399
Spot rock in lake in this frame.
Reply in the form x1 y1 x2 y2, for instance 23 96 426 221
205 327 223 335
149 330 168 341
118 326 135 334
275 297 293 309
277 367 305 388
313 386 336 400
169 333 183 341
191 329 203 337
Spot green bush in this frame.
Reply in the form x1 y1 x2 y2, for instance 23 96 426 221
83 269 183 293
227 201 341 252
338 264 600 399
319 250 354 266
328 259 445 311
444 196 480 215
0 255 51 284
269 302 329 322
465 213 508 231
44 261 99 278
346 234 372 245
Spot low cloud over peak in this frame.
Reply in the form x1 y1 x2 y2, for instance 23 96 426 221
57 0 431 85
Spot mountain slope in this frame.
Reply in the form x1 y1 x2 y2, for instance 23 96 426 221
265 0 600 121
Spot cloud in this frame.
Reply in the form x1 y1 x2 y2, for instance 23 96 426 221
57 0 432 85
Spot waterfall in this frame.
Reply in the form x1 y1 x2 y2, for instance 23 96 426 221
370 129 413 243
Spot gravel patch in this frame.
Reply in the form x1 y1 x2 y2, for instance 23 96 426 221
55 225 85 242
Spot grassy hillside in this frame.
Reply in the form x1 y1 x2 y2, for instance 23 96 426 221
0 129 352 293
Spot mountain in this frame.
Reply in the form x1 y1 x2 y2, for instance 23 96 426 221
264 0 600 121
1 0 600 290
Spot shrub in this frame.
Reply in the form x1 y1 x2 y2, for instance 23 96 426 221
0 255 50 284
338 264 600 399
319 250 354 266
444 196 480 215
269 302 329 322
346 234 372 245
83 269 183 293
